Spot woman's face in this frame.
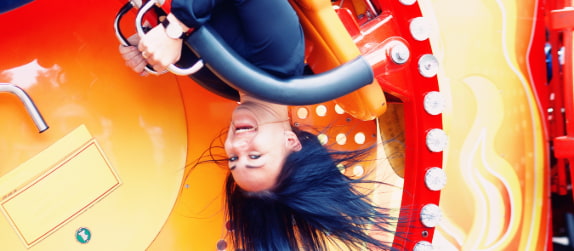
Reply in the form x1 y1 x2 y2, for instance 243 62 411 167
224 102 301 192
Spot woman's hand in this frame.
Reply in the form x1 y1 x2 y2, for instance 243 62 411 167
138 14 185 73
118 34 148 76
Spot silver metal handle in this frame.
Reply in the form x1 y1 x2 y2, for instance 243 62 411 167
135 0 204 75
114 1 166 75
0 83 49 133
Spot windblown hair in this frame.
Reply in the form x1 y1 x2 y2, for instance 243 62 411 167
225 129 400 250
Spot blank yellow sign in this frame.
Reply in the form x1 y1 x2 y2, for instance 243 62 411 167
0 125 120 247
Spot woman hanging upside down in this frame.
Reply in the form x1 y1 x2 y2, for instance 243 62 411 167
119 0 401 249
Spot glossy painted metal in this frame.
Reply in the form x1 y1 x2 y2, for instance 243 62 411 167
549 2 574 200
147 77 234 251
338 0 446 249
421 0 551 250
0 83 48 132
0 0 559 250
547 1 574 249
0 0 190 249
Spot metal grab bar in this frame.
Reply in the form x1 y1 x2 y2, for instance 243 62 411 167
135 0 204 75
114 1 204 76
0 83 49 133
185 25 375 105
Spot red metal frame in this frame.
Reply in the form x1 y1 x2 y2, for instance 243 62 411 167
548 1 574 200
4 0 569 249
335 0 444 249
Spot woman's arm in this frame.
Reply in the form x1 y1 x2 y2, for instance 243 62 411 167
171 0 222 29
138 0 221 72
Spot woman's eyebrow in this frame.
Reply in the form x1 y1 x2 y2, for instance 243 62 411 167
229 164 261 170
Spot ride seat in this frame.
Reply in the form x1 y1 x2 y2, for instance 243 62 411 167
289 0 387 120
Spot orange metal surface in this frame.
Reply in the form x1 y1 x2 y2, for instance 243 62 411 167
0 0 560 250
0 0 188 249
147 77 234 250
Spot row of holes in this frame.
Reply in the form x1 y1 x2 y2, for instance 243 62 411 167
296 104 346 119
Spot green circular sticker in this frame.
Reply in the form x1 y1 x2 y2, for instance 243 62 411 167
75 227 91 244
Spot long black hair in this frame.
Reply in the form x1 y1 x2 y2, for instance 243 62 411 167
225 129 401 250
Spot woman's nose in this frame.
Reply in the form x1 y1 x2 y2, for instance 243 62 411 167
232 138 249 151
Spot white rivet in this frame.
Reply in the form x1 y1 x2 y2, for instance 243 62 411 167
353 165 364 177
420 204 442 227
318 134 328 145
316 105 328 117
418 54 439 78
389 41 410 64
425 167 447 191
399 0 417 6
426 129 447 152
337 163 346 173
334 104 345 114
423 91 445 115
413 241 434 251
336 133 347 145
297 107 309 119
354 132 366 145
410 17 430 41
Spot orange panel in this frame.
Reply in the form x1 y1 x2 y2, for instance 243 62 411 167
0 0 188 249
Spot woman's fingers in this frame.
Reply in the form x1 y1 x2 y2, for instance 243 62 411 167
138 24 183 72
119 45 148 74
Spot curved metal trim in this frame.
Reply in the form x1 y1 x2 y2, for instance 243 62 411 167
0 83 49 133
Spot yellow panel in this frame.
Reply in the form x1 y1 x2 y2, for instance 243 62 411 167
0 125 120 248
419 0 550 250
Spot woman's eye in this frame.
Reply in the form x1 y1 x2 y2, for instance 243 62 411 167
249 155 261 160
229 156 238 162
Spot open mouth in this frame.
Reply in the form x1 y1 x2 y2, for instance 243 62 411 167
231 105 259 134
234 125 256 134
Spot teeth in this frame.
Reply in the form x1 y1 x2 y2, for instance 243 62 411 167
235 127 255 133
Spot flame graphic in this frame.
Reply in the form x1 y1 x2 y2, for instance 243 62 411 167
456 76 522 251
418 0 549 249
